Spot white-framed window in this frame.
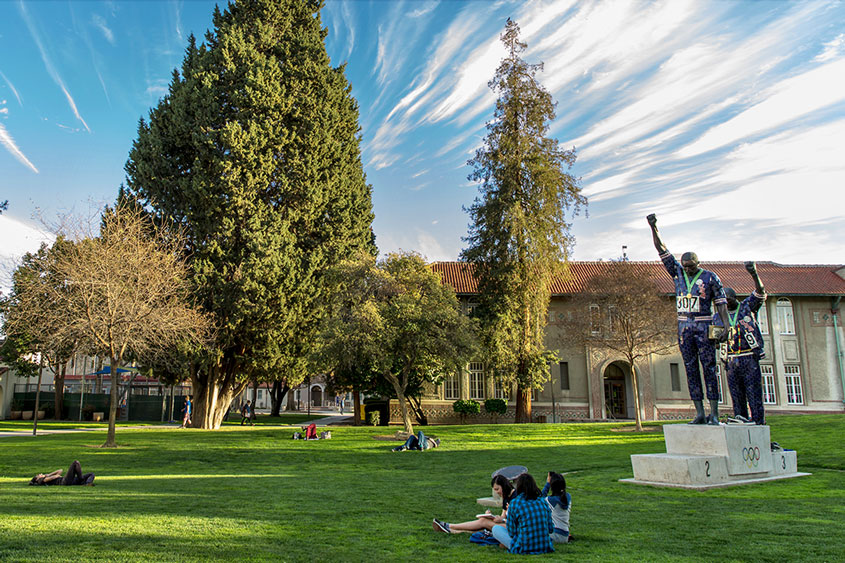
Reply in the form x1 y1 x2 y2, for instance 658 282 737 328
494 380 508 400
469 362 485 400
757 303 769 335
590 304 601 334
607 305 620 334
531 387 538 402
716 364 724 403
777 298 795 335
784 365 803 404
761 365 776 404
443 373 459 400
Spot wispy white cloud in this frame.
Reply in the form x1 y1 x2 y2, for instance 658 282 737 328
814 33 845 62
677 57 845 158
409 2 438 19
18 1 91 132
0 122 39 173
0 215 54 295
92 14 115 44
0 70 23 106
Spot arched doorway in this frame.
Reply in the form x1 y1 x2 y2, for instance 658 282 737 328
603 362 628 419
310 385 323 407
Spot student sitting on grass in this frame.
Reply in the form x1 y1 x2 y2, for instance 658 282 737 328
433 474 513 534
490 473 554 554
542 472 571 543
29 460 95 486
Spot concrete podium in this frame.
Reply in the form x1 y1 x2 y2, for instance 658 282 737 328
621 424 810 490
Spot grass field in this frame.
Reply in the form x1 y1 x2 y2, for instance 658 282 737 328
1 415 843 562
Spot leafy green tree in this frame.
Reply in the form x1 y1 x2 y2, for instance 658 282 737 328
317 252 477 434
461 19 585 423
1 239 78 421
124 0 375 428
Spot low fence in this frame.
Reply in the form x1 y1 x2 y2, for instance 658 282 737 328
13 390 190 422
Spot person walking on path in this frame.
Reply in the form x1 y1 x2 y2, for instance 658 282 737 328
240 401 254 426
181 395 192 428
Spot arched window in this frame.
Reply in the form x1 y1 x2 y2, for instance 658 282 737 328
590 304 601 334
776 298 795 335
756 302 769 334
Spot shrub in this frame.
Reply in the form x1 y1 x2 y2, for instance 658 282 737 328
368 411 380 426
82 405 96 421
10 399 23 411
484 398 507 423
41 402 55 418
452 399 480 424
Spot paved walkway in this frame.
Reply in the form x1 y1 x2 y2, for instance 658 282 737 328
0 414 354 438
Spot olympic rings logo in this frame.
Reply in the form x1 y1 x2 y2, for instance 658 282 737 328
742 446 761 468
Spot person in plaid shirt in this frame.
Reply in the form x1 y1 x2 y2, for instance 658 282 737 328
491 473 554 554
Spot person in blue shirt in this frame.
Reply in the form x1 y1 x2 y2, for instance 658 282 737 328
719 262 768 425
648 214 730 425
490 473 554 554
542 471 571 543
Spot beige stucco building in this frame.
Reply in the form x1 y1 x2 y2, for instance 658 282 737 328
387 261 845 424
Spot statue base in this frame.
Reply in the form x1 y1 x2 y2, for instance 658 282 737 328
620 424 810 490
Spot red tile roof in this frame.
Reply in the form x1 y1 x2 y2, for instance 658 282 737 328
431 261 845 297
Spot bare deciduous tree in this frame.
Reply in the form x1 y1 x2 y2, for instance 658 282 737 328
565 262 676 431
4 204 209 446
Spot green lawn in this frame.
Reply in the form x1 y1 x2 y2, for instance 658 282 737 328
0 415 842 562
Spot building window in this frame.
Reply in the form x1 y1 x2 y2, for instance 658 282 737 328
531 387 538 402
607 305 619 333
559 362 570 391
494 380 508 400
590 304 601 334
443 373 459 400
469 362 485 400
757 302 769 335
716 364 724 403
761 365 776 404
670 363 681 392
784 365 803 404
777 298 795 335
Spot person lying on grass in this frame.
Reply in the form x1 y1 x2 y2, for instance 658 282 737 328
433 474 513 534
543 472 571 543
490 473 554 554
29 460 95 486
392 429 440 451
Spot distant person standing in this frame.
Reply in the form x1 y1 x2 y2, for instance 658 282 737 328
241 400 253 426
181 395 192 428
339 397 345 415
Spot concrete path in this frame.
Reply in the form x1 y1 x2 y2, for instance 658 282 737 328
0 414 354 437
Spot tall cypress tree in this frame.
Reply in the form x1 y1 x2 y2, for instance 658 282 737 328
125 0 374 428
461 19 585 423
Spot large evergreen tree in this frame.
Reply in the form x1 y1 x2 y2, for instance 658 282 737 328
461 19 585 423
124 0 374 428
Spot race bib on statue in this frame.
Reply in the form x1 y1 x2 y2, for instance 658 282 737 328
676 295 700 313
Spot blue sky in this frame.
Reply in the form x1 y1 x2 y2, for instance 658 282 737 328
2 0 844 293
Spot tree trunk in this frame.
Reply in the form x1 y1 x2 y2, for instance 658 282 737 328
352 389 361 426
629 360 643 431
32 365 43 436
407 394 428 425
514 384 532 423
386 373 413 434
251 380 258 421
95 357 103 393
54 362 66 420
191 365 249 429
270 380 289 417
103 357 120 447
